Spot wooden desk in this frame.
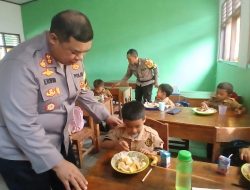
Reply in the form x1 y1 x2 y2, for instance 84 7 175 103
84 150 247 190
146 107 250 162
170 91 213 107
105 80 137 89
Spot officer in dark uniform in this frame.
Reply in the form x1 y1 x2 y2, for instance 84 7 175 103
0 10 122 190
117 49 158 102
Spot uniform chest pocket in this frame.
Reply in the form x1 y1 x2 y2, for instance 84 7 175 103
38 82 63 113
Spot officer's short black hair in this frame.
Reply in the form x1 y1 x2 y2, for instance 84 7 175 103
127 49 138 57
122 101 145 121
158 83 173 97
93 79 104 88
50 10 93 42
217 82 233 94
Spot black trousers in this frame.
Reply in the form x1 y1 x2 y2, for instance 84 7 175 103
135 84 153 103
0 143 76 190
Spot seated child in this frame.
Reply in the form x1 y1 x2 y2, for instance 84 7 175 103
155 83 175 108
93 79 112 98
202 82 245 115
101 101 163 155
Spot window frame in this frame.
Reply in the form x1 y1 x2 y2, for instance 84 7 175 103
218 0 250 68
0 32 21 60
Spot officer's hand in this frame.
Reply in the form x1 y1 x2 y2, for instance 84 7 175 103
106 115 123 127
53 159 88 190
117 140 130 151
240 147 250 163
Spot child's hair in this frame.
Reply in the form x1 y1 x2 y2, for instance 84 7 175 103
122 101 145 121
158 83 173 97
93 79 104 88
217 82 233 95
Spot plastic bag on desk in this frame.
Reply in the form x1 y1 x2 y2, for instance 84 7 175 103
175 100 190 107
68 106 86 134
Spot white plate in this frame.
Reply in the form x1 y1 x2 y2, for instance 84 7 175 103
111 151 149 174
192 107 217 115
144 102 159 109
241 163 250 182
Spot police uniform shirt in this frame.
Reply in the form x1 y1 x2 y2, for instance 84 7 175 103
104 125 163 152
0 32 110 173
122 58 158 87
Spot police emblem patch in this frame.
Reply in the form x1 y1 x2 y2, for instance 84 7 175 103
145 138 153 147
45 103 55 111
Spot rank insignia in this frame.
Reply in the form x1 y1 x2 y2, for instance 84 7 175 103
145 59 157 69
144 138 153 147
72 64 80 70
45 103 55 111
46 87 60 97
40 59 47 68
42 69 54 77
45 53 52 64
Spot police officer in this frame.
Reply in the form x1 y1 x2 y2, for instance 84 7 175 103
116 49 158 102
0 10 122 190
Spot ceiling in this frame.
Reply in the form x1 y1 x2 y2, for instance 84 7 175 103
1 0 36 5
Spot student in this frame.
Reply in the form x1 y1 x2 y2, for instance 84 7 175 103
93 79 112 98
101 101 163 155
155 83 175 108
202 82 245 115
116 49 158 103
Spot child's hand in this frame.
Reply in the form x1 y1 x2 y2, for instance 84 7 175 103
235 108 243 115
240 147 250 163
140 148 152 155
201 102 209 109
117 140 130 151
139 148 156 155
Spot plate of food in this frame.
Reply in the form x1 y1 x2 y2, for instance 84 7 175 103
241 163 250 182
192 107 217 115
144 102 159 110
111 151 149 174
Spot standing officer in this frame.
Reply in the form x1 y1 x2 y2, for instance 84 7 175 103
116 49 158 102
0 10 122 190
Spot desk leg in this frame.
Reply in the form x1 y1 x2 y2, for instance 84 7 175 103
212 143 221 163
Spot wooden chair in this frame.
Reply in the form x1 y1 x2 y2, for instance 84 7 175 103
109 88 122 116
144 117 169 150
70 101 100 168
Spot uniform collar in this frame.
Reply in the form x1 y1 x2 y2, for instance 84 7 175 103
121 125 145 141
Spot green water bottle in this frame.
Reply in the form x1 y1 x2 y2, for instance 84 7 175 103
175 150 193 190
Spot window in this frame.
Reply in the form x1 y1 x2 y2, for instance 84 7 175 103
218 0 250 68
0 32 20 60
219 0 241 62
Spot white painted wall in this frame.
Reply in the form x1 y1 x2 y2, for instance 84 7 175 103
0 1 24 42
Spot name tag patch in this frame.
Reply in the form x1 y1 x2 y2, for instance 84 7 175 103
44 78 56 85
74 72 83 78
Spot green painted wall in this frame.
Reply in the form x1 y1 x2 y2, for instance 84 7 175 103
22 0 219 93
216 63 250 109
